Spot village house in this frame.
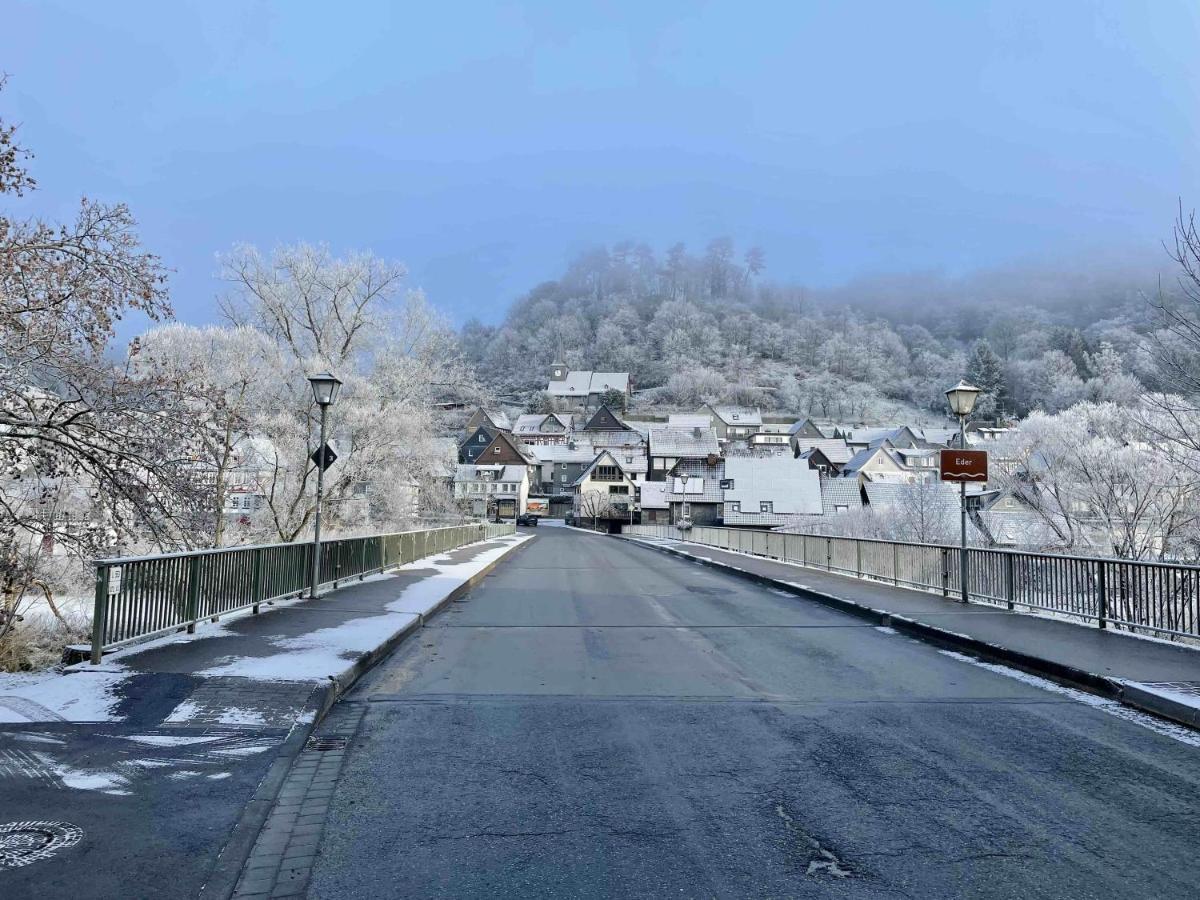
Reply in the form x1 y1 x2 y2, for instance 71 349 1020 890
572 450 641 529
840 445 917 484
529 441 597 495
453 464 530 519
721 456 822 527
647 425 721 481
701 405 763 443
465 407 512 435
476 429 540 473
546 362 631 412
513 412 575 446
748 422 791 450
664 457 725 525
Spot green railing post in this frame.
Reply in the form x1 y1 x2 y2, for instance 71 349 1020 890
826 537 832 571
1004 552 1015 611
185 554 202 634
91 564 110 664
1097 562 1108 629
855 541 862 578
252 547 265 615
893 543 900 585
941 548 950 597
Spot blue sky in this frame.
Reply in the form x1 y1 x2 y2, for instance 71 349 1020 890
3 1 1198 329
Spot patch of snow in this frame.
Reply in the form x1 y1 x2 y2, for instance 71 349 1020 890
211 744 273 758
195 535 531 682
937 650 1200 748
123 734 226 747
207 771 232 780
0 670 129 723
874 626 897 635
32 751 130 794
168 769 204 780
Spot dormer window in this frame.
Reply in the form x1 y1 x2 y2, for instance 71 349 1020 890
478 434 486 442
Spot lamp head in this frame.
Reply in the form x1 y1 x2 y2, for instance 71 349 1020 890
945 380 981 417
308 372 342 407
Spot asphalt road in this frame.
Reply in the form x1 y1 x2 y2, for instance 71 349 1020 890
306 525 1200 899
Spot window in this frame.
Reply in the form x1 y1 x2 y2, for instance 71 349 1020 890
493 447 501 454
730 501 741 513
594 465 621 481
609 485 629 495
760 501 773 513
834 504 848 514
478 434 486 442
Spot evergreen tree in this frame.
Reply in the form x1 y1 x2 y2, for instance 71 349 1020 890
966 340 1008 420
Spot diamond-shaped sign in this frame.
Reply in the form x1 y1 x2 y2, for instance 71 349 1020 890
310 443 338 472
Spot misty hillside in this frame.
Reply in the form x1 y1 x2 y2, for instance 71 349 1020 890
458 239 1170 422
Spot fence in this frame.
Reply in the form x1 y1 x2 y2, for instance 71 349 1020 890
625 524 1200 641
90 522 515 662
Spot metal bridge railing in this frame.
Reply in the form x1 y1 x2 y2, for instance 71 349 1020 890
624 524 1200 641
90 522 516 663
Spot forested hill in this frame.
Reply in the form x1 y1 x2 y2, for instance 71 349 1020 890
457 239 1165 422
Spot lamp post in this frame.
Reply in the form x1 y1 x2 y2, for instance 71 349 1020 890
308 372 342 599
945 380 981 603
679 472 690 527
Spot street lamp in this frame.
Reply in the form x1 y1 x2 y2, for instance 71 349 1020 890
944 380 980 603
308 372 342 599
679 472 690 528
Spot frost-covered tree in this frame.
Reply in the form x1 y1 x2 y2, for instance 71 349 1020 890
1 81 201 564
1000 402 1200 560
216 245 471 541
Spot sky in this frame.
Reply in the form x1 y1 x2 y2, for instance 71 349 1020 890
3 1 1199 333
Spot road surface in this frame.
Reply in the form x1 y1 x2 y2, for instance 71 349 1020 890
304 525 1200 898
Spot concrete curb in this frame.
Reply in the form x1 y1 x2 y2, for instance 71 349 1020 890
619 536 1200 731
199 535 532 899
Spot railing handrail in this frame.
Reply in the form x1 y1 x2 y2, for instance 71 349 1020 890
625 522 1200 641
93 523 478 567
768 530 1200 573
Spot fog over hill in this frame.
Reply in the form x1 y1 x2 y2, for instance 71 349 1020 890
459 239 1171 423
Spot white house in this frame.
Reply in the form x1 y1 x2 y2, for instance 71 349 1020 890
453 464 530 518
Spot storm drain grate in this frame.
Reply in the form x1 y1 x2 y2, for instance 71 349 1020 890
305 735 349 752
0 821 83 869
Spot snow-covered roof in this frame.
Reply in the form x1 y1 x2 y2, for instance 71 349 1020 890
513 413 573 434
820 478 864 512
842 446 907 475
723 457 821 515
668 414 713 428
863 481 983 510
794 437 853 464
708 406 763 426
649 425 721 458
454 464 528 483
530 442 597 464
547 371 630 397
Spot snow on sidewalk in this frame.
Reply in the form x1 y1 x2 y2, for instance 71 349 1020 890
0 535 530 722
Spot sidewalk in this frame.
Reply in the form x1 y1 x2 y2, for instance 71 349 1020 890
0 531 530 899
621 535 1200 730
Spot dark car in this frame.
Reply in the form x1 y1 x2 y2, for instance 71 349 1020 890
516 513 540 527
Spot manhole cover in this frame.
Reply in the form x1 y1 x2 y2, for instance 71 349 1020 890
0 821 83 869
305 735 348 752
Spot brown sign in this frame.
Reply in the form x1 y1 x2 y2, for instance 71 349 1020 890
940 449 988 482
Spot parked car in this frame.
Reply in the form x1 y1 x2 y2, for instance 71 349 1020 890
516 513 540 527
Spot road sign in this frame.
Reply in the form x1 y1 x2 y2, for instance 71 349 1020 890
940 449 988 482
310 443 338 472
